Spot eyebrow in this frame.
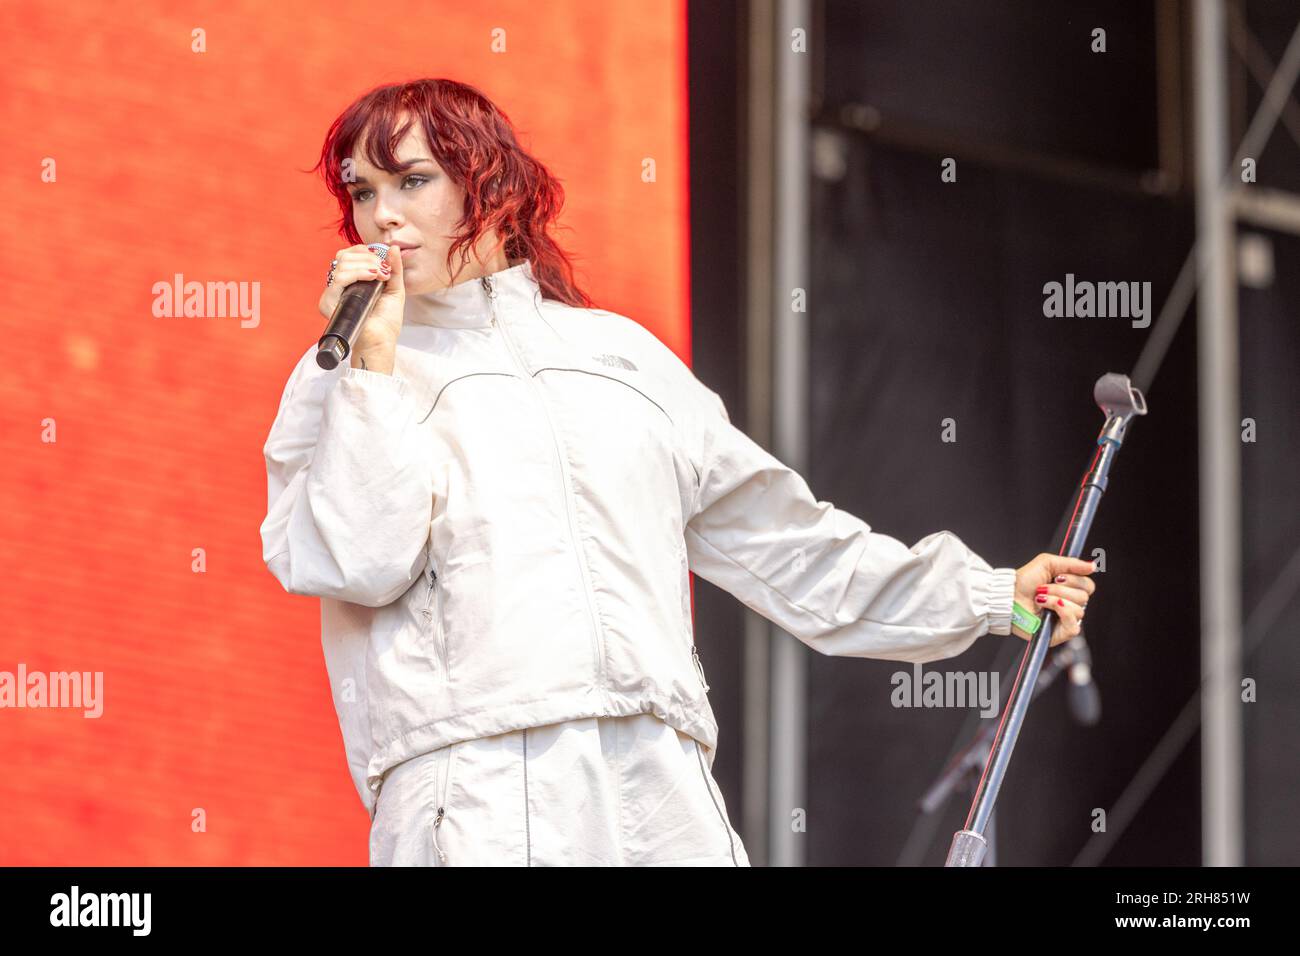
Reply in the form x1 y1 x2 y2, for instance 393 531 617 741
347 158 435 187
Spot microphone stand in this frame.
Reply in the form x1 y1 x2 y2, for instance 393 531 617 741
944 373 1147 867
918 637 1089 865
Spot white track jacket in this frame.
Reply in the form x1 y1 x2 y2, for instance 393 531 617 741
259 259 1017 820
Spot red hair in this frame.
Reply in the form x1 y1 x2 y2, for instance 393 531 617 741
313 78 594 308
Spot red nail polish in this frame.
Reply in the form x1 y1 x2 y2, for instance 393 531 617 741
1055 575 1066 583
1035 595 1046 603
1036 585 1048 592
1057 598 1064 607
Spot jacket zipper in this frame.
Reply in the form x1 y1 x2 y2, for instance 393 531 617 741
421 563 449 680
484 274 607 687
690 644 711 692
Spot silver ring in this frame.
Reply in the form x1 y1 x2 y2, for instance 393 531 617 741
326 258 340 287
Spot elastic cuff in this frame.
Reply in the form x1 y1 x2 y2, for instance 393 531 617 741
983 567 1018 635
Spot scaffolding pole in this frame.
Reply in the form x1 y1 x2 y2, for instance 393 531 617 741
1193 0 1244 868
768 0 812 868
743 0 776 867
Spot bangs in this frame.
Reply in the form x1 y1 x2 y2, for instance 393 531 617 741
353 110 420 175
320 97 425 200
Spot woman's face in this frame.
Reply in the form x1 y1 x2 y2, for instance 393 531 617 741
346 118 506 294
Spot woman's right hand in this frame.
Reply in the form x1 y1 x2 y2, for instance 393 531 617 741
317 243 407 351
1011 553 1096 645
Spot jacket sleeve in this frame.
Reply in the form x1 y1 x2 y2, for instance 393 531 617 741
648 354 1017 665
259 347 435 608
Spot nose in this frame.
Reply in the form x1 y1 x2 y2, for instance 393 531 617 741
369 188 404 233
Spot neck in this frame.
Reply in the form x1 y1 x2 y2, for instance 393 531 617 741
403 257 539 329
439 246 510 290
417 234 510 291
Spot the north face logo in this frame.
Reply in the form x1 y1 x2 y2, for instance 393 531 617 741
592 353 638 371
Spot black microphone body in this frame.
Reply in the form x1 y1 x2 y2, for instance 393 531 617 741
316 242 391 370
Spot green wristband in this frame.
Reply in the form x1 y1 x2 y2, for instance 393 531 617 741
1011 600 1043 635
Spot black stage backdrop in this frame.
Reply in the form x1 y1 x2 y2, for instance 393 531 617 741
688 0 1298 866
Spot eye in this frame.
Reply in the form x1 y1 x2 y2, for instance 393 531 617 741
350 174 429 203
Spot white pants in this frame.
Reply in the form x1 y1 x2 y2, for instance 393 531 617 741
368 712 751 866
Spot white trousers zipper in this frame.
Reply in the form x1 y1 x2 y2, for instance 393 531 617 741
693 739 739 866
523 727 531 866
431 743 457 864
484 275 606 686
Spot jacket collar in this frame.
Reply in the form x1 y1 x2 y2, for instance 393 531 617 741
403 258 540 329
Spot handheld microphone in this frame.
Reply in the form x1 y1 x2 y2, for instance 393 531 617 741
316 242 391 370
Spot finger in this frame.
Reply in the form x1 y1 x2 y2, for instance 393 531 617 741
1046 554 1096 578
329 261 386 288
334 245 374 267
1034 594 1085 646
1047 594 1085 635
1052 572 1097 596
1035 583 1090 607
337 248 388 270
1040 603 1081 646
381 242 403 291
1035 592 1084 614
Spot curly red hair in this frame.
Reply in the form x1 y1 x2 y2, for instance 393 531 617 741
313 78 593 308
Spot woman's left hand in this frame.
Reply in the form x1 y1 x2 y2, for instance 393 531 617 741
1012 553 1097 646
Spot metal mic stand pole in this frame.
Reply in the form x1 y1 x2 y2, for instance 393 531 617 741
944 373 1147 867
918 640 1084 865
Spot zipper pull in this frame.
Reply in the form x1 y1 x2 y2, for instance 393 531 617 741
422 565 437 619
690 644 711 691
432 806 447 863
482 275 498 325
